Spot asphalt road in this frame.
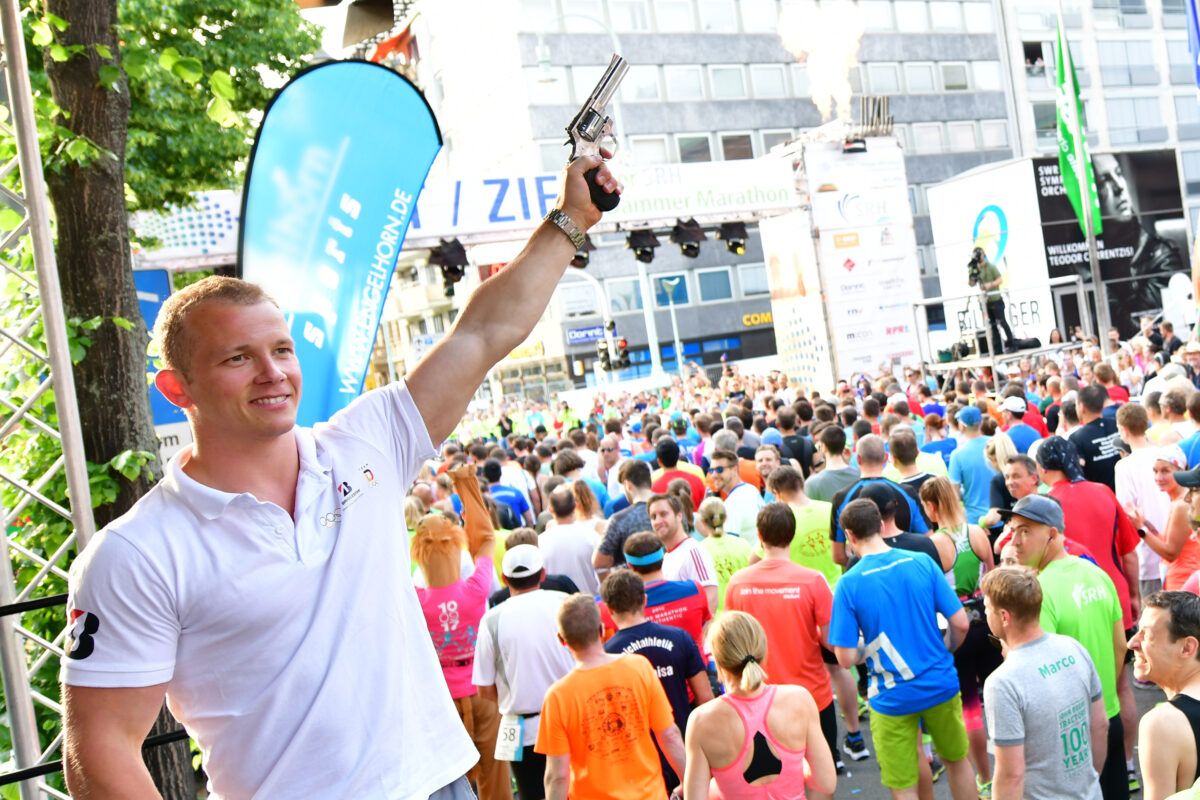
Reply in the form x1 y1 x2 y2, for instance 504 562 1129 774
830 676 1167 799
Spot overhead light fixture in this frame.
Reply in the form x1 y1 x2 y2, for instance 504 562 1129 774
626 229 660 264
429 238 468 296
535 34 557 83
670 218 707 258
570 234 596 269
718 222 747 256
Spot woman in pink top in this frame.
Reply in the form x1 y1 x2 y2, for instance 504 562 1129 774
1128 448 1200 591
413 465 509 800
683 611 836 800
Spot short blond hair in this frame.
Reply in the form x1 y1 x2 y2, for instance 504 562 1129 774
153 276 275 374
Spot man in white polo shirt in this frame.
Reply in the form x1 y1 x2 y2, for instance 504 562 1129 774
58 155 620 798
709 447 766 537
474 545 574 800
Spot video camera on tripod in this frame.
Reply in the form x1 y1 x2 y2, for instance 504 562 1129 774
966 247 984 285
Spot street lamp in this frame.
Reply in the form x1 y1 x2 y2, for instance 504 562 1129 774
535 13 665 380
660 276 684 377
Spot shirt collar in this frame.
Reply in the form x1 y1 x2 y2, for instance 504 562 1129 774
162 428 328 520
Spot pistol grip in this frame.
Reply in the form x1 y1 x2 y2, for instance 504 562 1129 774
585 167 620 212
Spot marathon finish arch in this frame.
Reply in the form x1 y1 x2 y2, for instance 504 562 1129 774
239 60 442 426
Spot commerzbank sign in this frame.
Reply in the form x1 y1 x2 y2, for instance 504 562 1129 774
402 158 797 246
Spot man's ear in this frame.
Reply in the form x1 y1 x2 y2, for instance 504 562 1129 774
155 369 194 411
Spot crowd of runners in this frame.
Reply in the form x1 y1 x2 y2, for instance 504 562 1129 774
410 329 1200 800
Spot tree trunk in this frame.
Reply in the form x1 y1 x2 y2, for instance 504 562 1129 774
41 1 194 797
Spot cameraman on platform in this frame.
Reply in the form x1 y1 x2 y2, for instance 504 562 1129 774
968 246 1014 355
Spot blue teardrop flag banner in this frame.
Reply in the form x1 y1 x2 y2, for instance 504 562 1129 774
239 60 441 426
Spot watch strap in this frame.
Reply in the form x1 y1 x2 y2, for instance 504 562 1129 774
544 209 585 250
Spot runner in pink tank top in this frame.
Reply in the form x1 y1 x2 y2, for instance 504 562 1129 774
709 685 810 799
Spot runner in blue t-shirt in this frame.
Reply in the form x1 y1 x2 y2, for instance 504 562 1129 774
829 498 975 795
948 406 996 525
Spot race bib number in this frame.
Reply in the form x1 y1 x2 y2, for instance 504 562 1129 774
494 714 524 762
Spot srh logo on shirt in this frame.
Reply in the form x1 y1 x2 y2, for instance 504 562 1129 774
1071 582 1108 611
66 608 100 660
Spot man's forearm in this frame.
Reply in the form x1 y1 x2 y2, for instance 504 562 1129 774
992 770 1023 800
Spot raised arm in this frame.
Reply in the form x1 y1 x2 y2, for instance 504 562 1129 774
62 683 168 799
449 465 494 560
409 155 619 443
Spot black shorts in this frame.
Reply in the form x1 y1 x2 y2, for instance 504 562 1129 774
821 644 838 666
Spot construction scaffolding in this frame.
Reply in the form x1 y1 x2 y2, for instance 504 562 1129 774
0 0 96 796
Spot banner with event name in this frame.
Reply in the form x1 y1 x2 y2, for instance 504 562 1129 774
240 60 441 426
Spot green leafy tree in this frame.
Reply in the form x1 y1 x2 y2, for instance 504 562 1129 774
0 0 319 795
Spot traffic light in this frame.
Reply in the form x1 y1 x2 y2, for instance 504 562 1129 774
570 235 596 269
718 222 747 256
596 340 612 371
670 218 706 258
613 337 630 369
429 238 468 296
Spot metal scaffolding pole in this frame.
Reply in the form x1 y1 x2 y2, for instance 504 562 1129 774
0 0 96 796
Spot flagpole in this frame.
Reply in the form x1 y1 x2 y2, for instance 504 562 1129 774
1057 6 1112 354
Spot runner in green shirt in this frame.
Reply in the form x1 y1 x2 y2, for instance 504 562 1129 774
1003 494 1129 800
756 466 841 587
697 497 753 614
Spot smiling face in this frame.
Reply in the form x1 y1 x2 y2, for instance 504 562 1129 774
157 300 301 445
1004 461 1039 500
709 457 738 493
755 448 780 480
1153 460 1180 493
648 498 681 543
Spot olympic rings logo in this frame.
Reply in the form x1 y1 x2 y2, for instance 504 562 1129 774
320 511 342 528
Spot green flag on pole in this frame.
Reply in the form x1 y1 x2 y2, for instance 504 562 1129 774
1055 13 1102 236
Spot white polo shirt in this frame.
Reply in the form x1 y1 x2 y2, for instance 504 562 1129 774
473 589 574 747
61 382 476 799
538 521 602 596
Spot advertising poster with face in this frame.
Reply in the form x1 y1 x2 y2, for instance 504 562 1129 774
1035 150 1188 336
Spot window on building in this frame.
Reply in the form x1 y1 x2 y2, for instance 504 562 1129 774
1183 151 1200 194
1022 41 1048 76
519 0 554 31
907 185 920 215
678 133 713 162
762 129 792 152
654 273 690 306
867 63 901 94
611 0 651 31
1164 0 1186 10
947 122 978 151
1097 40 1155 86
740 0 778 31
1107 96 1163 144
751 64 787 98
697 268 734 302
430 314 445 333
860 0 894 30
721 133 754 159
1169 39 1192 67
981 120 1009 148
1177 94 1200 125
973 61 1003 91
791 64 810 96
904 62 936 92
912 122 944 153
893 123 910 150
622 65 661 101
698 0 737 31
739 263 769 296
894 1 930 31
710 65 747 98
630 136 669 164
1032 101 1057 147
571 65 606 104
607 277 644 313
665 65 705 100
941 63 969 90
539 140 571 171
524 66 570 105
654 0 696 31
963 2 994 31
561 0 604 30
558 283 600 317
929 1 963 30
